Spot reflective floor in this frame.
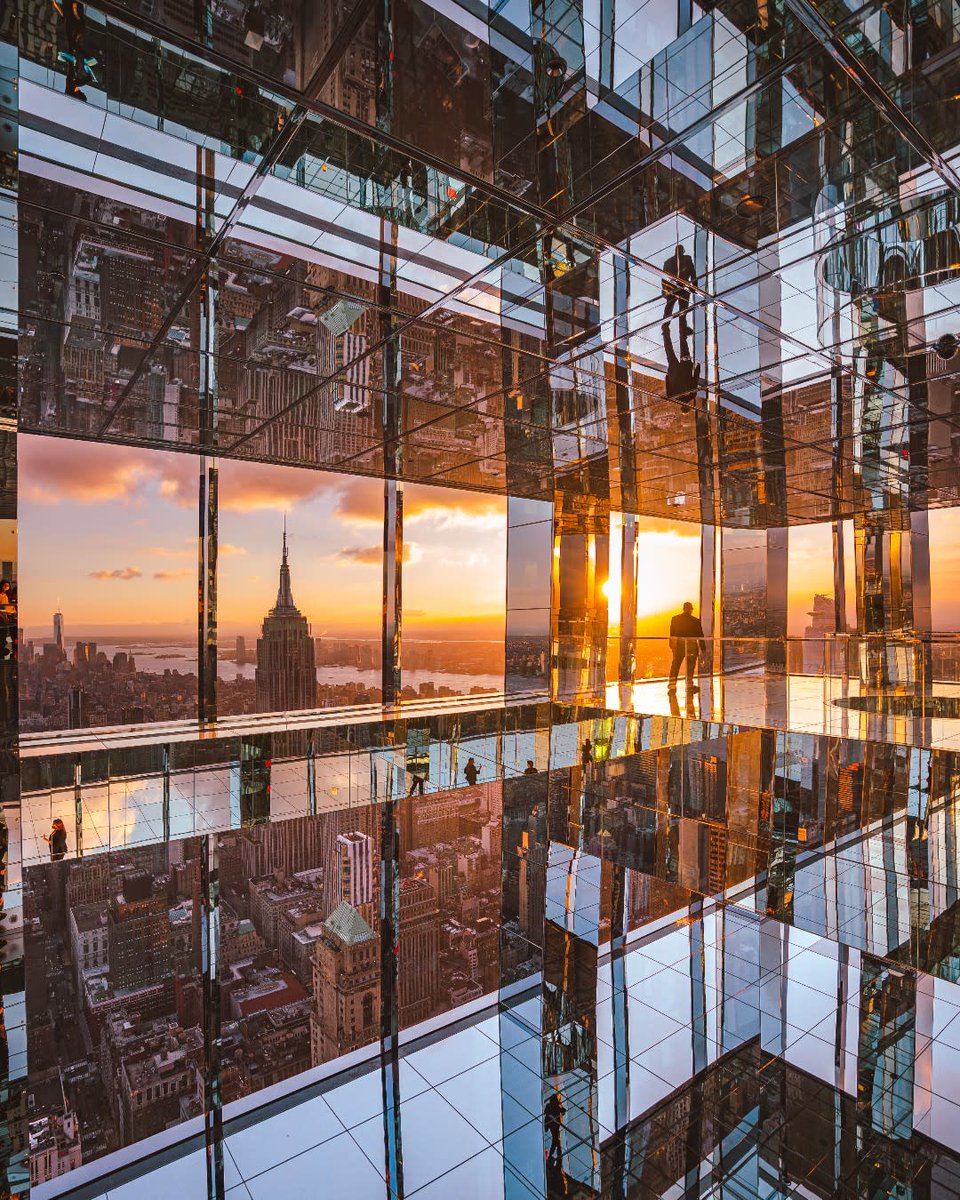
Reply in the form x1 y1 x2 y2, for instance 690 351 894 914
74 903 960 1200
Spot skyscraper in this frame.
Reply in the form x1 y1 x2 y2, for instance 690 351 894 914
335 831 373 907
255 527 316 714
310 902 379 1065
53 608 65 659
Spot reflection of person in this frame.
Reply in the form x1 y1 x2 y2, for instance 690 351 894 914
662 321 701 415
580 739 593 770
661 244 697 330
464 757 480 787
524 760 537 775
44 818 68 861
407 772 425 798
544 1092 564 1162
668 602 706 692
0 583 14 621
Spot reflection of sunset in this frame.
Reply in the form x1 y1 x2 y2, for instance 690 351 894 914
635 522 701 628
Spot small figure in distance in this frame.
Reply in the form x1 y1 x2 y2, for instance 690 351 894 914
580 738 593 771
523 760 537 775
661 243 698 332
668 602 706 694
407 770 425 798
464 757 480 787
43 818 68 861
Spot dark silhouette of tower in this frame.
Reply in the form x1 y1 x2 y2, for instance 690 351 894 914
255 526 316 714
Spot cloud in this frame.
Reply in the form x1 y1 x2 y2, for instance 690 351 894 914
159 459 341 513
220 543 247 557
403 490 506 531
153 569 192 581
20 437 160 506
332 481 507 531
333 478 385 525
89 567 142 581
337 543 415 566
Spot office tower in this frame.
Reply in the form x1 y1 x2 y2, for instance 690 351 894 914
53 609 64 659
335 831 374 929
398 878 440 1027
255 528 316 714
235 635 246 665
310 902 379 1065
107 877 171 993
67 686 88 730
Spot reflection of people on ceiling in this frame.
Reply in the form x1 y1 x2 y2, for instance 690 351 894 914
662 321 701 414
661 244 697 330
54 0 97 101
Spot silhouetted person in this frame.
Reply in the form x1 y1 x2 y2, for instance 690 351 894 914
464 757 480 787
544 1092 564 1162
662 321 701 415
407 771 425 797
661 244 697 330
58 1 96 100
580 739 593 770
668 602 706 692
44 818 68 861
524 760 537 775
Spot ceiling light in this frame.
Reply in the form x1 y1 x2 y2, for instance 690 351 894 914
934 333 958 361
545 55 567 78
736 193 769 217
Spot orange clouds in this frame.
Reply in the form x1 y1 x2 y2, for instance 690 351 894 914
153 569 192 581
20 438 157 506
89 567 142 581
337 544 414 565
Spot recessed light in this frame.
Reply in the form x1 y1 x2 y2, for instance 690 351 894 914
736 193 769 217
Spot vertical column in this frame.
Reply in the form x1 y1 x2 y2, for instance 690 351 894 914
378 207 402 706
197 146 218 727
200 832 223 1199
375 2 404 1191
0 25 26 1196
505 499 553 696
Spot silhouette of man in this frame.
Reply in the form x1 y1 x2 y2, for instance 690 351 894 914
662 321 701 415
661 244 697 330
668 602 706 692
544 1092 564 1162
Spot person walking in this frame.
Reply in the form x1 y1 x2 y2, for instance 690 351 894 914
668 602 706 692
544 1092 564 1162
407 770 425 797
464 757 480 787
661 243 697 331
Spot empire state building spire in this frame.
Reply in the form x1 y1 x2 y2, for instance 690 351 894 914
256 521 316 713
275 518 296 611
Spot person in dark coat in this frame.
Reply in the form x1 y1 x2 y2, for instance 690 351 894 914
44 818 68 861
661 244 698 330
668 602 706 692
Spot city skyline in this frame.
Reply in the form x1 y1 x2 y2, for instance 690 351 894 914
18 433 509 638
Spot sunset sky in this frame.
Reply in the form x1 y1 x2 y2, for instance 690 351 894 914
18 435 508 640
18 433 960 644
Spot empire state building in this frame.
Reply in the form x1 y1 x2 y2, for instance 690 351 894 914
255 529 317 713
